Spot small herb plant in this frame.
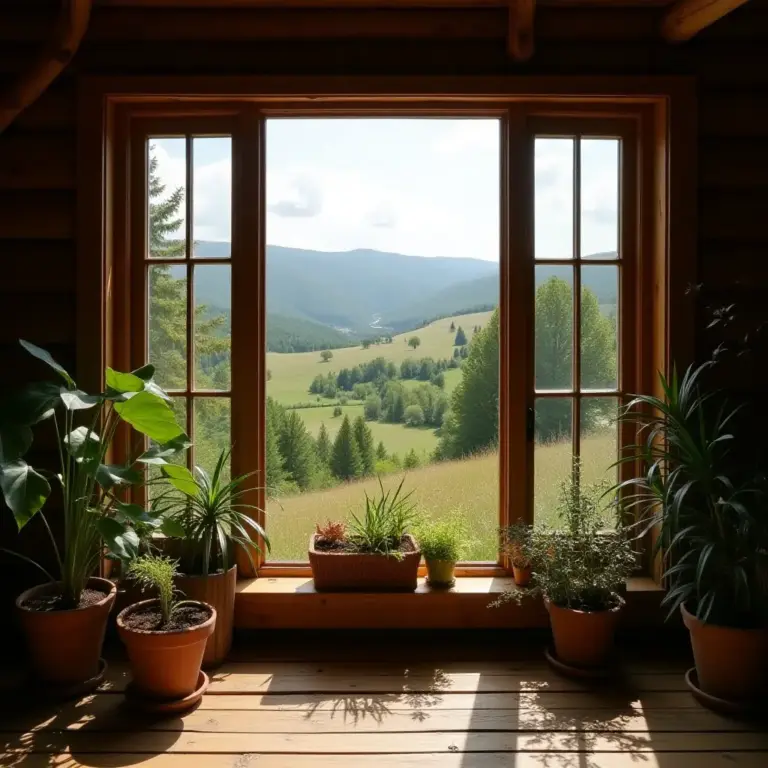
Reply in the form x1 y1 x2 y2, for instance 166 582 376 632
414 512 470 562
530 462 636 611
315 520 347 545
127 555 180 627
501 519 534 568
154 447 269 576
347 477 417 556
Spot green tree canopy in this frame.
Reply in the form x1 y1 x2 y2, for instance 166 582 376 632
331 415 362 481
353 415 376 476
316 422 331 468
408 337 421 351
454 326 467 346
277 410 317 491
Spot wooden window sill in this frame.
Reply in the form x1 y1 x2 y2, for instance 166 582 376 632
234 576 663 630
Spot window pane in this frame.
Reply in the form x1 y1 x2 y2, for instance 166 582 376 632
535 138 573 261
194 397 231 479
194 265 231 390
193 137 231 258
580 396 618 491
265 118 500 561
148 264 187 390
148 138 186 259
581 138 619 260
535 265 573 391
581 265 618 391
534 397 572 526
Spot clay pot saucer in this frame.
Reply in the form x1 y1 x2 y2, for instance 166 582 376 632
545 646 615 680
685 667 767 720
125 671 209 715
37 658 108 702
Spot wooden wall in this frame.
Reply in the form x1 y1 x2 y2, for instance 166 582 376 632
1 0 768 618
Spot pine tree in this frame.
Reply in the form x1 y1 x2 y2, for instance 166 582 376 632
450 321 456 332
376 441 388 461
353 415 376 476
331 416 362 481
454 326 468 346
265 406 285 492
277 410 317 490
316 423 332 467
404 449 420 469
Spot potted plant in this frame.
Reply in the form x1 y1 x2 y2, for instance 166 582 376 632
619 362 768 704
153 447 268 667
309 478 420 591
501 518 534 586
117 555 215 709
0 341 188 690
414 512 470 587
501 461 635 670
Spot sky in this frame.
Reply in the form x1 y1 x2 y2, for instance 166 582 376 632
151 120 619 263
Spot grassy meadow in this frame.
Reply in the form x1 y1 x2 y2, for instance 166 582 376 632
267 432 616 560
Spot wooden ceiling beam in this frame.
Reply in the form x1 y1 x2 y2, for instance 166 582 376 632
508 0 536 61
0 0 92 134
95 0 670 7
662 0 751 41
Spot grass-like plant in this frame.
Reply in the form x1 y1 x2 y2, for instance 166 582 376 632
413 511 470 562
347 477 417 556
616 363 768 627
501 518 534 568
154 447 269 576
529 461 636 611
127 555 179 627
0 341 188 607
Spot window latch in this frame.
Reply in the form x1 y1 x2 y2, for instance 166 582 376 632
526 406 535 442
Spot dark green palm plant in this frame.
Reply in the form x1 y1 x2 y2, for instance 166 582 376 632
156 447 269 576
0 341 189 607
616 363 768 627
347 477 417 556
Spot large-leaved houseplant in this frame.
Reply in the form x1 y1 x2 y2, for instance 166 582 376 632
0 341 188 688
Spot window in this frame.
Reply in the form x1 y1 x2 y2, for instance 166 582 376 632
110 92 669 578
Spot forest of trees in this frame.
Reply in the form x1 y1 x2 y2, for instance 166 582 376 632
149 146 616 496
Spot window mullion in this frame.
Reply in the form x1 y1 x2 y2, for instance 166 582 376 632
572 136 582 465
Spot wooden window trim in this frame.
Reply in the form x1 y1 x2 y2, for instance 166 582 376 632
78 76 696 587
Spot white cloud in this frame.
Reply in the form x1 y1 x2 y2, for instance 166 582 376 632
268 176 323 218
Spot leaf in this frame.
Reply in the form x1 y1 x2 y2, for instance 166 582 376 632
60 389 102 411
87 463 142 491
97 517 140 562
2 382 62 425
160 516 187 538
64 426 101 462
137 434 192 466
19 340 74 387
161 464 198 497
131 364 155 381
115 501 154 525
143 380 172 402
106 368 145 394
0 460 50 529
114 391 184 443
0 424 33 463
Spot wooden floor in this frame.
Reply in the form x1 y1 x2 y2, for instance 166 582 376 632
2 637 767 767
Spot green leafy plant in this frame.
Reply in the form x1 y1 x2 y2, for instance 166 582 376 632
127 555 179 627
501 518 534 568
347 477 417 556
616 363 768 627
413 511 470 562
0 341 189 607
155 447 269 576
497 461 635 611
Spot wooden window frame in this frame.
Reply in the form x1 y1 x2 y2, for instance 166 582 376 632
78 76 696 583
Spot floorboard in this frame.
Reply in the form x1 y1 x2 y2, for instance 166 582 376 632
2 650 766 767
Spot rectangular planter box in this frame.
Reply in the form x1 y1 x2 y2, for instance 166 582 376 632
308 534 421 592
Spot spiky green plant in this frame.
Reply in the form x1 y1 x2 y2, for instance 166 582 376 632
155 447 269 576
347 477 417 556
616 363 768 627
127 555 179 626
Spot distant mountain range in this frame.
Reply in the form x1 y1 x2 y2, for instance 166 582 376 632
187 242 617 346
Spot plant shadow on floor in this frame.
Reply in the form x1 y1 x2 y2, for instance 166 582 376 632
0 672 187 768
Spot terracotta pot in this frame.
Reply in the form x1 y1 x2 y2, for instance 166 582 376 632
425 559 456 587
546 599 621 668
176 565 236 668
117 598 216 700
513 565 532 587
309 534 421 591
682 603 768 702
15 577 116 686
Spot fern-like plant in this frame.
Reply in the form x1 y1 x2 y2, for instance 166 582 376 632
413 512 470 562
127 555 179 627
